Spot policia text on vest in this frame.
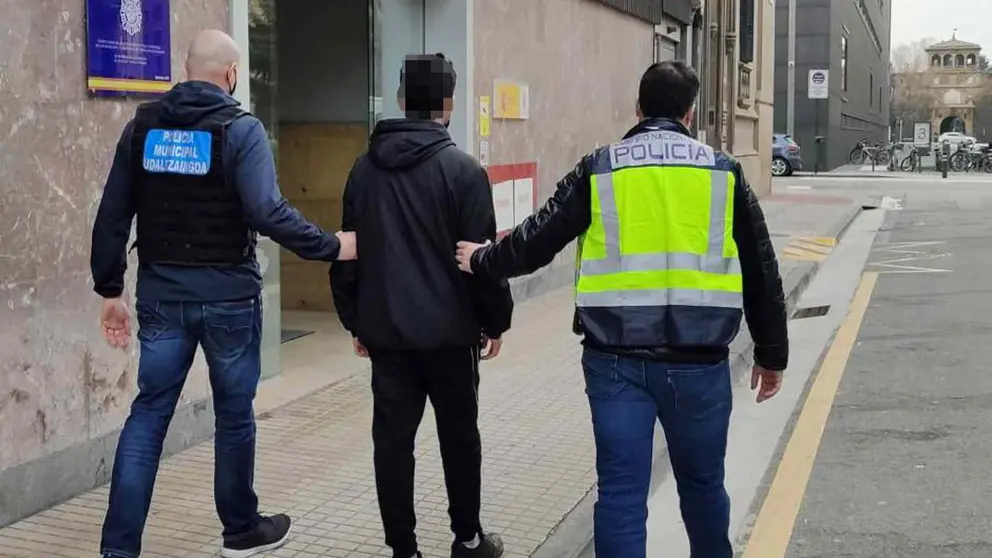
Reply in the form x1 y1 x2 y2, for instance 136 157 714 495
143 129 213 176
459 117 788 371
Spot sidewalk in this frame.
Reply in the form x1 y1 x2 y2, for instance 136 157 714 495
789 164 992 181
0 190 863 558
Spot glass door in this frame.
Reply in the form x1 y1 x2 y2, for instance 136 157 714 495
370 0 427 123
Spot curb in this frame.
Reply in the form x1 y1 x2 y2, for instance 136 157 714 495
531 203 866 558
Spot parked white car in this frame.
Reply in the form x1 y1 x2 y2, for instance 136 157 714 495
937 132 977 147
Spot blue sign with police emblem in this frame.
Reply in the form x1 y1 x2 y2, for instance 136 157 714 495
142 129 212 175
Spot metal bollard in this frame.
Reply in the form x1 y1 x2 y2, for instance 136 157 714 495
814 136 825 175
942 140 950 179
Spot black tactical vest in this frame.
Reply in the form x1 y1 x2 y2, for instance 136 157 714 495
130 102 255 266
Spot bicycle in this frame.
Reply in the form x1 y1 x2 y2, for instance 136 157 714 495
947 144 991 172
850 139 890 166
900 146 921 172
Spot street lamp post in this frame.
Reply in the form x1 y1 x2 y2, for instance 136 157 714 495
786 0 796 137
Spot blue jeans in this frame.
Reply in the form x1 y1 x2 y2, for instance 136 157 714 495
100 299 264 557
583 348 733 558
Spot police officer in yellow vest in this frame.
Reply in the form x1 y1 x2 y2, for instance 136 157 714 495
455 61 788 558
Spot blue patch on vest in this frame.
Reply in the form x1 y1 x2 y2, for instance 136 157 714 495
142 129 212 176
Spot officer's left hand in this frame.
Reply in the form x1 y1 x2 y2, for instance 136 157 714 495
101 297 132 350
336 231 357 261
455 240 490 273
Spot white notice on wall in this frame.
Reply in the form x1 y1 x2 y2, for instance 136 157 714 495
513 178 534 226
807 69 829 99
479 140 490 166
492 180 515 231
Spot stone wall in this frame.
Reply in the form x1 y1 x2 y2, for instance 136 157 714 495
0 0 228 526
473 0 655 298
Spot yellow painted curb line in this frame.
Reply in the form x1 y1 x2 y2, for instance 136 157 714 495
780 236 838 262
796 236 838 247
741 272 879 558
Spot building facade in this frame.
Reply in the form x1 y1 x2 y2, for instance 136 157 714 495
773 0 892 170
922 38 990 138
890 37 992 144
0 0 774 525
695 0 777 190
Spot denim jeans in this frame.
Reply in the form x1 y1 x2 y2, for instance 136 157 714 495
100 298 264 558
583 348 733 558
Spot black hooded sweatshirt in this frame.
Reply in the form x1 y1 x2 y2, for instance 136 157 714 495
330 119 514 352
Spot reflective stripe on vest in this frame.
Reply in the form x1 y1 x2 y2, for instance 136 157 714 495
575 163 743 309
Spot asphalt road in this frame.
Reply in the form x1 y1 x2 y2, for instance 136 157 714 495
778 175 992 557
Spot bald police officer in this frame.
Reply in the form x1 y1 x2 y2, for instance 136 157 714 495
91 30 356 558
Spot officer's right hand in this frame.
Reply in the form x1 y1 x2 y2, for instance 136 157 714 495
335 231 357 261
751 365 783 403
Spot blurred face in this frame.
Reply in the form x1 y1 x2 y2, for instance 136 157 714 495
397 93 454 126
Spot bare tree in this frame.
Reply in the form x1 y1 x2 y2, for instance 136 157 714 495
890 72 939 137
891 38 939 72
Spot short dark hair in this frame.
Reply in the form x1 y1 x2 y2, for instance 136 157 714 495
399 53 457 119
637 61 699 120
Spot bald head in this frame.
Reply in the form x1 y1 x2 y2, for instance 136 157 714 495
185 29 240 93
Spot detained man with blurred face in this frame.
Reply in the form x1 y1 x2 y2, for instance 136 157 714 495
331 53 512 558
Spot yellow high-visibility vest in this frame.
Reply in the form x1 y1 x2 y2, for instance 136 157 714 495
574 128 743 347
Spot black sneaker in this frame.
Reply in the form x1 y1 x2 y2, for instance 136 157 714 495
221 514 293 558
450 533 504 558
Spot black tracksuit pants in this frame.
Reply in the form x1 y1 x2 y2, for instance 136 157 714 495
370 345 483 557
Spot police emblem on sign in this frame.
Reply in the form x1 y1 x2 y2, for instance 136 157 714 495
120 0 143 37
143 129 212 176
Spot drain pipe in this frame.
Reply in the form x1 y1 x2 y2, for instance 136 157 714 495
725 0 738 153
711 0 724 149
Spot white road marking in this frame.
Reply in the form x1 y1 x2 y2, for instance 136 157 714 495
868 241 952 274
879 196 903 210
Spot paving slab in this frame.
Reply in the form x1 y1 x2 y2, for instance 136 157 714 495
0 192 864 558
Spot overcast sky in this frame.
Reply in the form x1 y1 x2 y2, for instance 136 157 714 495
891 0 992 51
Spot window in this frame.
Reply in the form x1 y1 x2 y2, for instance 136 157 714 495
932 54 941 67
870 72 874 106
654 34 676 63
841 36 848 91
739 0 755 63
956 54 965 67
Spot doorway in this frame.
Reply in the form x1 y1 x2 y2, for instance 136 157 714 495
241 0 472 378
245 0 437 376
939 115 966 135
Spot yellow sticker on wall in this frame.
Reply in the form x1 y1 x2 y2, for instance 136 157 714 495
480 95 491 137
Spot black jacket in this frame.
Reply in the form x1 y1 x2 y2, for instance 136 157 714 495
469 119 789 371
330 119 513 352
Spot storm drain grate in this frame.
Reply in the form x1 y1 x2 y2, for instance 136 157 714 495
792 305 831 319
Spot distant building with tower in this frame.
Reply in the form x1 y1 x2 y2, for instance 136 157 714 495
773 0 892 170
891 36 992 142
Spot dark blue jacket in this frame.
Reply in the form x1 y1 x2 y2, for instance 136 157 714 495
91 81 340 302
